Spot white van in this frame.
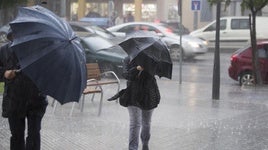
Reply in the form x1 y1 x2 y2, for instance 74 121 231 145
190 16 268 49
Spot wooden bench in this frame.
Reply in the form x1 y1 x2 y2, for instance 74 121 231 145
53 63 120 116
86 63 120 87
76 63 120 116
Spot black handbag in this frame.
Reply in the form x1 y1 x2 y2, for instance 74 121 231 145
119 87 130 107
107 86 130 107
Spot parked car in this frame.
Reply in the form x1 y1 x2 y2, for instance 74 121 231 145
0 24 9 43
190 16 268 49
69 21 122 44
107 22 208 60
80 34 127 76
228 40 268 85
79 11 110 28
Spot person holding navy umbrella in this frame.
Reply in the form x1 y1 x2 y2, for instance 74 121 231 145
0 29 48 150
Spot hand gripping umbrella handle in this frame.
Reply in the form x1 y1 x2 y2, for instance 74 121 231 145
15 69 21 73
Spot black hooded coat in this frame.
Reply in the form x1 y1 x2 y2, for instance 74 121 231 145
0 42 47 118
121 56 160 110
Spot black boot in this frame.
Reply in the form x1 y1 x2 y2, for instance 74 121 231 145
142 145 149 150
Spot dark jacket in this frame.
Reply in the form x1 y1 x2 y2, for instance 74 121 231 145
122 57 160 110
0 42 48 118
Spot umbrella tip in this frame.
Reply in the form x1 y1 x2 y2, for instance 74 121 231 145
69 36 78 42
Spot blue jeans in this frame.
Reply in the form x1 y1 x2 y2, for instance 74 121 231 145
128 106 154 150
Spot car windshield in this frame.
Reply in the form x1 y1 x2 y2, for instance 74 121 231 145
158 23 186 35
85 26 115 38
156 24 181 36
82 36 115 51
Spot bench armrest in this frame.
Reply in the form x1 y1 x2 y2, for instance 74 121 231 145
100 71 120 84
87 78 99 85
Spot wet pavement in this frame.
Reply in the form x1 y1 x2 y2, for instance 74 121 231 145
0 53 268 150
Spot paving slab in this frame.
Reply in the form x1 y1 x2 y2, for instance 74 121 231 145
0 79 268 150
0 53 268 150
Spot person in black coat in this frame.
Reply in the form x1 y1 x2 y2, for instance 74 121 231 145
122 56 160 150
0 30 48 150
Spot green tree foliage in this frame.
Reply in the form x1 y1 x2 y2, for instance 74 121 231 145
241 0 268 13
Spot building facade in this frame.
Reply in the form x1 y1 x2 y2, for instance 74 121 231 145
2 0 266 31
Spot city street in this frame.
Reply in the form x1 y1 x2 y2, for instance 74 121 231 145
0 52 268 150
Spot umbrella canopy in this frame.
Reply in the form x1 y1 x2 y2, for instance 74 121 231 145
9 5 87 104
119 31 172 79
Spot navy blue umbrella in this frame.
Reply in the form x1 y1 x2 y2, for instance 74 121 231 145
9 5 87 104
119 31 173 79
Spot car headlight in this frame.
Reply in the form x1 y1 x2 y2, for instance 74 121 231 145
188 41 200 48
202 40 208 45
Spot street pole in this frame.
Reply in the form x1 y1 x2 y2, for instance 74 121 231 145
178 0 182 84
108 0 114 26
77 0 86 20
134 0 142 21
193 11 198 30
60 0 66 19
212 1 221 100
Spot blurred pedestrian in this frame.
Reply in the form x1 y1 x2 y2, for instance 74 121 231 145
126 12 134 22
109 56 160 150
109 11 117 26
115 14 124 25
0 29 48 150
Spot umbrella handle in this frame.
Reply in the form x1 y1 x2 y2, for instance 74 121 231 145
138 70 142 77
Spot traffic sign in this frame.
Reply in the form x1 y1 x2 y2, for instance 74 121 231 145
191 0 201 11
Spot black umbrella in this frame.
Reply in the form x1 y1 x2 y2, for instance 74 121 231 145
9 5 87 104
119 31 172 79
